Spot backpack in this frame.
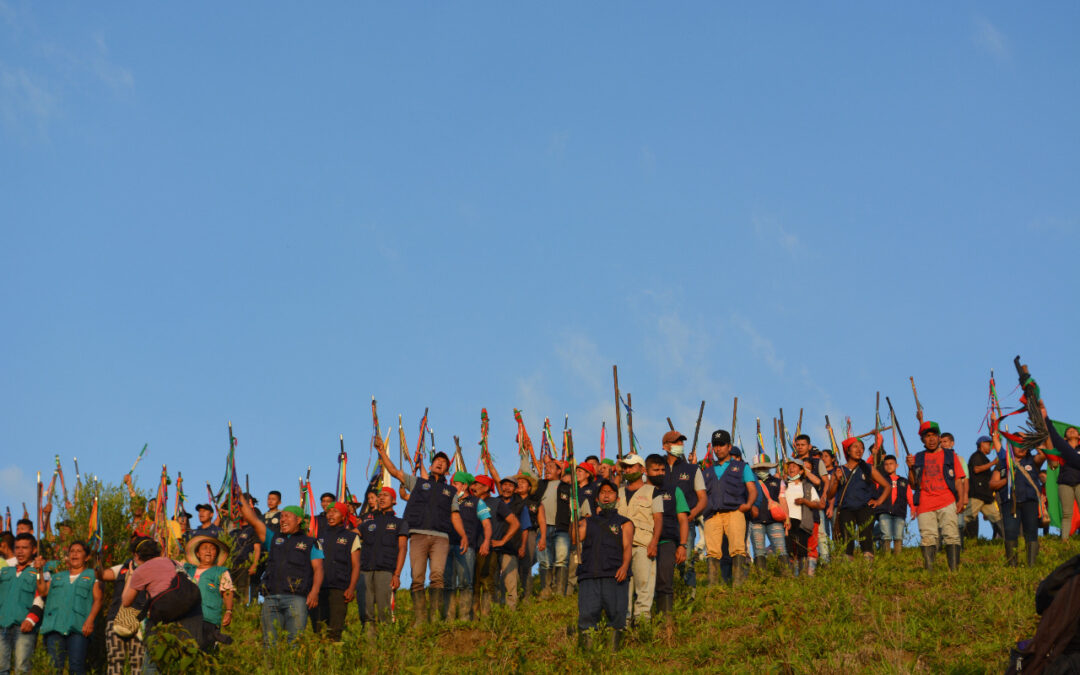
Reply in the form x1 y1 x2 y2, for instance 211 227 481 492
1007 554 1080 674
147 564 202 624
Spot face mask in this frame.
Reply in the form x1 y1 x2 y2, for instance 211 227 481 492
623 470 643 483
753 469 769 482
668 444 685 457
648 475 664 487
598 501 617 512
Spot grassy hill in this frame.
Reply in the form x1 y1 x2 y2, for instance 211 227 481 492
154 536 1062 674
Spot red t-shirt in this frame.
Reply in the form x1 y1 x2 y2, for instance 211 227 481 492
916 450 965 515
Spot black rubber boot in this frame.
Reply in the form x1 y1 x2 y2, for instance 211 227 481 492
707 558 719 586
1026 541 1039 567
610 629 624 653
777 554 790 575
556 567 570 597
754 556 767 572
539 568 552 599
1005 540 1018 567
411 589 426 626
945 544 960 572
920 546 935 571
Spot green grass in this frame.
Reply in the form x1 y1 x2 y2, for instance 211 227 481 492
87 537 1066 674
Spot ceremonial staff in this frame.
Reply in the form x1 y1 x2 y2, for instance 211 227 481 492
626 395 634 456
731 397 739 445
885 396 910 458
567 428 582 560
689 401 705 464
125 444 149 482
613 365 624 460
910 376 924 419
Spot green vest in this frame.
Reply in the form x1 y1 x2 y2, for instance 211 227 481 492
0 565 41 628
41 568 96 635
183 564 226 626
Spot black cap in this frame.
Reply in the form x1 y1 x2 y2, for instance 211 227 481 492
596 478 618 493
195 504 213 512
710 429 731 447
178 511 193 519
731 447 743 459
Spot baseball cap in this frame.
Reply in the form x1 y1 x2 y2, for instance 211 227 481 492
710 429 731 447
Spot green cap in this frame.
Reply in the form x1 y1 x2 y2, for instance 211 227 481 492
282 505 305 519
452 471 474 484
600 458 616 467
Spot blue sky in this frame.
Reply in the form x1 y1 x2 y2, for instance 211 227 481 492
2 3 1078 522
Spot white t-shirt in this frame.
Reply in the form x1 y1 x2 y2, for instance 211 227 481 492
784 480 820 516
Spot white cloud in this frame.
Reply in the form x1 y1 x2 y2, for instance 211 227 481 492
973 16 1010 62
0 61 56 135
731 313 785 375
753 214 801 256
89 32 134 91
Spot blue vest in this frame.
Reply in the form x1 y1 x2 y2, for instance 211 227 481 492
0 565 40 628
452 495 482 550
576 510 629 581
658 487 682 542
750 475 782 525
703 459 749 516
317 526 358 590
838 461 876 511
263 532 317 596
485 497 515 553
664 458 702 512
912 448 958 507
874 476 909 517
578 481 599 514
360 512 406 572
41 568 96 635
230 526 258 570
524 497 541 531
1001 455 1041 505
403 476 455 535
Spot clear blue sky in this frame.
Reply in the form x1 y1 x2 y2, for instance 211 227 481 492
2 3 1078 521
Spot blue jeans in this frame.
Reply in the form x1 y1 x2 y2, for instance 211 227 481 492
818 515 832 563
537 527 570 570
446 547 476 591
45 631 89 675
879 513 906 542
0 624 39 675
261 594 309 646
749 521 787 557
1003 500 1040 543
577 577 628 632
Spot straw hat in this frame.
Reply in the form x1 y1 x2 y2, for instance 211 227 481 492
184 535 230 567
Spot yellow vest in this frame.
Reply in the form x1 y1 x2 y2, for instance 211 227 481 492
617 484 656 548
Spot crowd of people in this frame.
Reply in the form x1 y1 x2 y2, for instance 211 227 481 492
1 401 1077 671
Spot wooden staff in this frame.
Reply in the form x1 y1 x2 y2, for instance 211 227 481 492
795 408 803 438
885 396 911 458
689 400 705 463
666 417 675 431
626 393 634 456
910 376 923 418
731 397 739 441
613 366 624 460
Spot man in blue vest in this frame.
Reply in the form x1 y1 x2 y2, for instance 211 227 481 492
374 436 470 625
239 497 324 646
0 533 44 674
313 502 360 644
702 429 757 587
662 430 705 596
576 479 632 652
359 487 409 629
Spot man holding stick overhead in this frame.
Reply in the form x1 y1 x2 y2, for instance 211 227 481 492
374 436 469 625
702 430 757 587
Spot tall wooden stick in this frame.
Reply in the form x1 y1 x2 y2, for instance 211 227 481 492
613 366 624 461
666 417 675 431
731 397 739 438
689 400 705 463
626 393 634 456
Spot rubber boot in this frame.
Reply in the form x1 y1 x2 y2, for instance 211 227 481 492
754 556 767 572
707 558 719 586
459 589 474 621
920 546 935 571
655 594 673 615
411 589 426 626
610 629 624 653
798 558 808 577
891 540 902 555
1026 541 1039 567
538 568 552 600
444 589 457 621
778 554 790 575
1005 540 1018 567
429 588 442 622
732 556 749 587
479 588 492 617
577 630 591 651
556 567 570 597
945 544 960 572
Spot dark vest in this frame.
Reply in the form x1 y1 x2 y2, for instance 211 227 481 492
664 458 702 512
453 495 482 550
498 495 525 553
263 509 282 534
403 476 456 534
360 512 406 572
538 480 572 531
263 532 317 596
318 525 358 590
837 461 876 511
576 510 629 581
912 448 958 507
230 525 258 570
658 486 682 542
485 496 513 554
578 481 599 514
524 495 541 531
874 475 910 517
751 475 782 525
702 459 749 517
1000 455 1042 505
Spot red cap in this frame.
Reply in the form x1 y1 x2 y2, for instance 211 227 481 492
577 462 597 478
332 502 351 518
556 460 570 471
841 437 861 452
380 486 397 502
474 475 496 492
